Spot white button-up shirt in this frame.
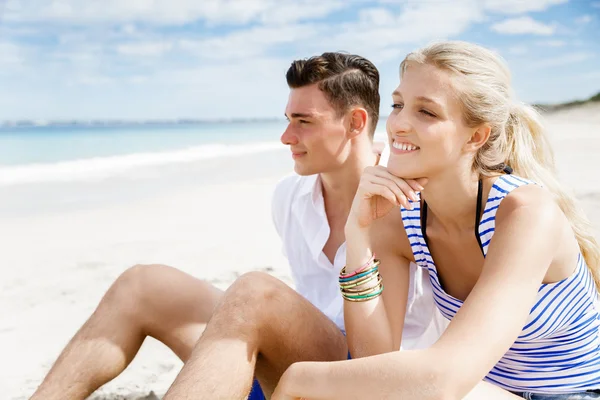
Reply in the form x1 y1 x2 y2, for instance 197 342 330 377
271 147 447 349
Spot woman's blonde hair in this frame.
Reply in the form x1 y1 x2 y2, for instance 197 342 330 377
400 41 600 290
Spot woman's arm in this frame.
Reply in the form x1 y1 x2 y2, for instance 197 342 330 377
343 211 414 357
274 354 522 400
427 186 563 398
342 166 424 357
274 186 564 399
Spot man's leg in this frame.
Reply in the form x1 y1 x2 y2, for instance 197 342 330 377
30 264 223 400
163 271 347 400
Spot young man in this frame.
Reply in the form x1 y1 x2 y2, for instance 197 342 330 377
162 53 442 399
30 52 441 400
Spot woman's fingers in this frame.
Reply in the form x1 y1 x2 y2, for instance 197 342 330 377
366 167 423 205
360 180 399 207
367 176 412 209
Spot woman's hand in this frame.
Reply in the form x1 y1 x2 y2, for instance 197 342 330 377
347 166 427 230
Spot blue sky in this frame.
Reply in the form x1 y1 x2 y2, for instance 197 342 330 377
0 0 598 121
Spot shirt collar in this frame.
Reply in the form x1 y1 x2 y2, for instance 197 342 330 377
295 174 323 211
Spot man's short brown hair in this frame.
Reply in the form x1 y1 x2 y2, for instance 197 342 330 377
286 52 380 138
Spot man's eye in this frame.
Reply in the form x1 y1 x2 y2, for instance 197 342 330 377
299 120 310 124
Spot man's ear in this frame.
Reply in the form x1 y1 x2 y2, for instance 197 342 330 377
465 123 491 153
348 108 369 139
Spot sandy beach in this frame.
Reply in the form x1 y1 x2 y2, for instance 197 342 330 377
2 105 600 400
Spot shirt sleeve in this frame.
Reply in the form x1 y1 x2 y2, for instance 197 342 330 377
379 142 390 167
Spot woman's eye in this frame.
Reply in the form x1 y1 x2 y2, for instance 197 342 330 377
420 109 436 118
391 103 403 110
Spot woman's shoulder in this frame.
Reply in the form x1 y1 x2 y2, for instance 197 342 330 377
494 177 562 229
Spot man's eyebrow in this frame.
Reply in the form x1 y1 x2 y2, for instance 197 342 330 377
289 112 315 119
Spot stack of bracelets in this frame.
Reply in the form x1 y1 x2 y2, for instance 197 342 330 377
339 254 383 302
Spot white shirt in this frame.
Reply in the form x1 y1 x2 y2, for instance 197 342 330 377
271 146 447 349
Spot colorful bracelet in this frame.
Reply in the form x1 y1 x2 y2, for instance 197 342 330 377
342 277 383 294
338 262 379 283
342 284 384 302
339 272 380 290
339 253 377 278
339 256 384 302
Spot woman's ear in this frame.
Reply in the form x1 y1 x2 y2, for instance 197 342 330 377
465 123 491 153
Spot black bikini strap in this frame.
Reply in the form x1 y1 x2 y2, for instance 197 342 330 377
421 199 430 249
475 179 485 256
421 179 485 256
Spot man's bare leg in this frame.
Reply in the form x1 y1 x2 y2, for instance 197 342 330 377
30 264 223 400
163 271 348 400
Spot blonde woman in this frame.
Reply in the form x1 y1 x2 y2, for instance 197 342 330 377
272 41 600 400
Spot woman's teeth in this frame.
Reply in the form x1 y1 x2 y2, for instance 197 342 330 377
393 142 419 151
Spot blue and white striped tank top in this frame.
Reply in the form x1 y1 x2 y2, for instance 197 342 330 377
401 174 600 394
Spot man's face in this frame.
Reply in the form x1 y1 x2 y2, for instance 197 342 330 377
282 84 349 176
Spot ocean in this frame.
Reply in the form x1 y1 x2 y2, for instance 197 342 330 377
0 121 388 188
0 121 288 187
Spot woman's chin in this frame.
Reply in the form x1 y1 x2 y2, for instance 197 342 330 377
386 163 420 179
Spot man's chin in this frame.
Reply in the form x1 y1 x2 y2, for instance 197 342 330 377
293 166 315 176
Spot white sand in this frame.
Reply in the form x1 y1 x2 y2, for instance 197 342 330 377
1 151 294 400
2 105 599 400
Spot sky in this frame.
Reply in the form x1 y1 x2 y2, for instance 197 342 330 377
0 0 599 121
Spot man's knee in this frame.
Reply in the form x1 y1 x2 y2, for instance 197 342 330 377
103 264 167 317
229 271 289 304
214 272 291 325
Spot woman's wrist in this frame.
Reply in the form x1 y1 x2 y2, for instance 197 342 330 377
344 223 373 274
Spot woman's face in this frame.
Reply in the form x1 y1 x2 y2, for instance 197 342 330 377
386 62 476 180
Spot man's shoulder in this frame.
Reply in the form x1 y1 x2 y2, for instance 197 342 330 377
272 173 317 208
271 173 318 234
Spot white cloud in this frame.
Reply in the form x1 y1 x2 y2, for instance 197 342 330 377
76 75 115 86
482 0 568 14
575 15 593 24
320 2 484 61
258 1 346 25
530 52 595 69
129 76 149 84
121 24 137 35
580 70 600 80
536 40 566 47
4 0 349 26
358 8 396 25
178 24 321 60
117 41 173 57
381 0 568 15
492 16 556 35
0 42 25 69
508 45 529 55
